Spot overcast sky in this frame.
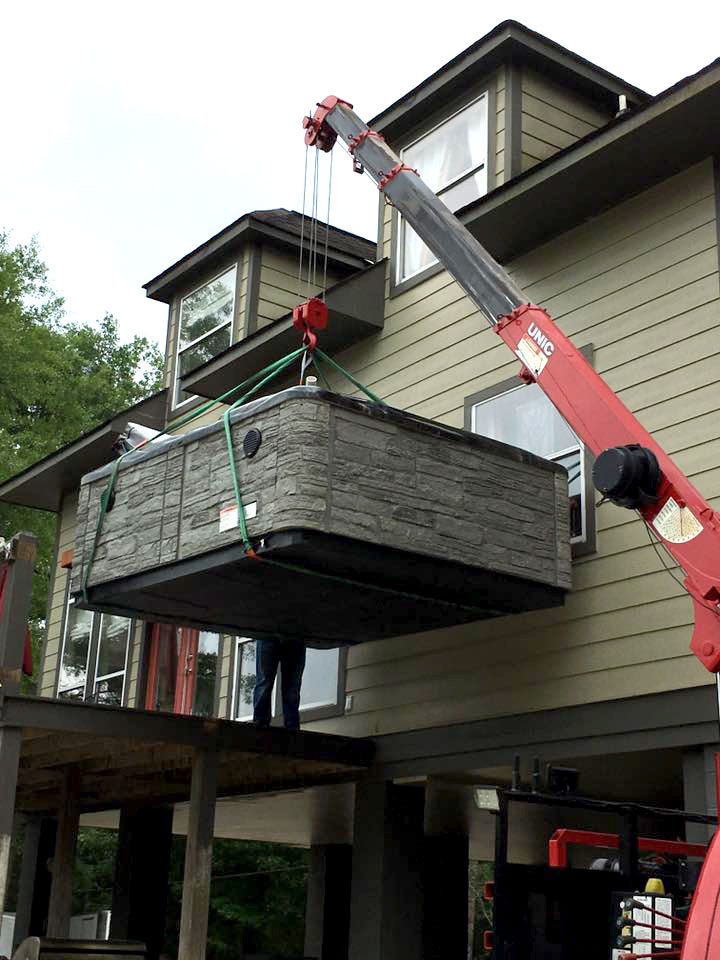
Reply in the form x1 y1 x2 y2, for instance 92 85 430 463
3 1 719 349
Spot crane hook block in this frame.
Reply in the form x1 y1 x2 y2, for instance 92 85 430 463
292 298 329 351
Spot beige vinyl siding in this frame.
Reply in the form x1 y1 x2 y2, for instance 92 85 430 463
125 621 145 708
236 249 251 336
256 247 343 330
495 67 506 187
520 67 610 172
307 157 719 738
40 495 77 696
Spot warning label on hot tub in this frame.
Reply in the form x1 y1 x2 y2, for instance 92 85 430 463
219 501 257 532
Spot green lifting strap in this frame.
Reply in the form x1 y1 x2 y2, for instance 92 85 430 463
81 344 385 604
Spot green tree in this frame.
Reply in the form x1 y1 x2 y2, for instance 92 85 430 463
163 837 308 959
0 232 163 686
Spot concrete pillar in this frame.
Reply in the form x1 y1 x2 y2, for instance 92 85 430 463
178 747 218 960
111 806 174 960
348 782 425 960
423 834 469 960
683 746 718 844
304 844 352 960
47 767 81 937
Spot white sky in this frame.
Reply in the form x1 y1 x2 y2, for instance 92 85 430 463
2 0 719 349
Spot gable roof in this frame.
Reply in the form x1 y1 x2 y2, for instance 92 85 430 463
143 209 375 304
371 19 650 144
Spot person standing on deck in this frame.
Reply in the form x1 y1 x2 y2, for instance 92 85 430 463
252 636 306 730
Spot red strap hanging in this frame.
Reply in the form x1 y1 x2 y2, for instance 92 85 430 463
0 561 33 677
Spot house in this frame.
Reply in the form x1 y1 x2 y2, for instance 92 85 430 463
1 18 720 960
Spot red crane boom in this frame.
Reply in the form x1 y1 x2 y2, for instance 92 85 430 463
303 95 720 675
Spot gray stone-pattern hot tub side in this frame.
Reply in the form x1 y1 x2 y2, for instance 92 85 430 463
72 388 571 638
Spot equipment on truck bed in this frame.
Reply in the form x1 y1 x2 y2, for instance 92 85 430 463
301 94 720 959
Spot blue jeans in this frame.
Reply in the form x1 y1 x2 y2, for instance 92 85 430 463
253 636 306 730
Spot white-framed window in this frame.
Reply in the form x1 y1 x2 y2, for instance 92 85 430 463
231 638 343 723
93 614 132 705
57 596 132 705
471 382 588 544
174 264 237 407
396 94 488 283
57 598 94 700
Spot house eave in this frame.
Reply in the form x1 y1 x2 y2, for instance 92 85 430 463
143 216 375 305
0 390 168 513
459 57 720 263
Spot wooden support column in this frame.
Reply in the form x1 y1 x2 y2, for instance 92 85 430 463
28 820 56 940
111 806 174 960
423 834 469 960
0 533 37 921
348 782 425 960
46 767 81 937
0 727 22 920
304 844 352 960
178 747 218 960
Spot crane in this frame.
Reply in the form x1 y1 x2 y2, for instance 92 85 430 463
301 95 720 959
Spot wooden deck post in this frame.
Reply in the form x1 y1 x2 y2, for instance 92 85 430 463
0 533 37 921
304 844 352 960
111 805 174 960
46 767 81 937
178 747 218 960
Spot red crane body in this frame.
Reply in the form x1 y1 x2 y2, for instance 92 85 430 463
303 96 720 958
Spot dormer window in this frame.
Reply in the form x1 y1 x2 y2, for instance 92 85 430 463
397 94 488 283
175 264 237 406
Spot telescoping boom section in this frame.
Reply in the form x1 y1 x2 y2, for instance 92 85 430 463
304 95 720 675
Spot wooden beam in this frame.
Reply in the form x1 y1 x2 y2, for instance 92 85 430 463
178 747 218 960
46 767 81 937
0 534 37 701
0 727 22 919
0 533 37 919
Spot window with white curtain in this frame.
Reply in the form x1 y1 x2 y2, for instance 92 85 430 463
397 95 488 283
471 383 587 544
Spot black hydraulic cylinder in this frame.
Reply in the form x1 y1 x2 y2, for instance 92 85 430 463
323 102 527 326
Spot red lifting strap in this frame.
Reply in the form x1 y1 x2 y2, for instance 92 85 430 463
0 562 33 676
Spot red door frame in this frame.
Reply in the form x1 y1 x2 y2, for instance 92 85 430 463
145 623 200 714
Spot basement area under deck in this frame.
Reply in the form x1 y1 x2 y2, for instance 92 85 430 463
0 694 373 959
